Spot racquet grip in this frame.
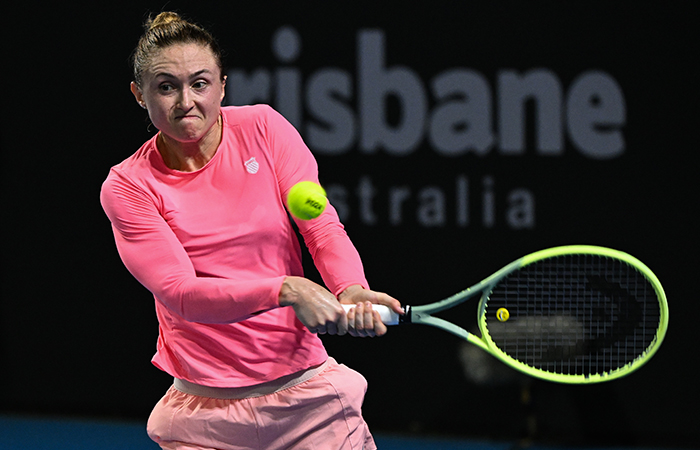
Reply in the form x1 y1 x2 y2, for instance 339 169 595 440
341 304 400 325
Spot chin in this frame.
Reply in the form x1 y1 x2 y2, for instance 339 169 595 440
174 126 206 142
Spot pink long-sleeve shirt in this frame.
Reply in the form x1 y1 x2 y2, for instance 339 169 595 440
100 105 368 387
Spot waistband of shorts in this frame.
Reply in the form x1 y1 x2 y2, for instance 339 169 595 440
173 357 334 400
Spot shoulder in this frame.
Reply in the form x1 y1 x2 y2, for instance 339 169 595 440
221 104 291 132
222 104 276 119
108 135 159 175
101 136 159 201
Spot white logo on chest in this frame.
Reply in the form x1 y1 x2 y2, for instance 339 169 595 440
244 157 259 174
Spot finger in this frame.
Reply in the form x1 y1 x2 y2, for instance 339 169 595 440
326 320 338 335
363 302 374 335
374 292 404 314
337 308 348 336
373 310 388 336
346 306 358 337
353 302 368 337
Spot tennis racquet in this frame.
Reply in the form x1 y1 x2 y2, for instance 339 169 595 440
343 245 668 384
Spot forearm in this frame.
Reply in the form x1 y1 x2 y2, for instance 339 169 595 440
153 272 284 323
111 225 283 324
299 207 369 296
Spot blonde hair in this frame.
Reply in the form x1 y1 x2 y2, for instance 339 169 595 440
131 12 224 86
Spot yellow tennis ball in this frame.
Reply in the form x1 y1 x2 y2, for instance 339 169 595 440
287 181 328 220
496 308 510 322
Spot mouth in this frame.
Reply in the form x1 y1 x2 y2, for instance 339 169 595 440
175 117 202 126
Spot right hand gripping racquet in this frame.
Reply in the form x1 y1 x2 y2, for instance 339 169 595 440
343 245 668 384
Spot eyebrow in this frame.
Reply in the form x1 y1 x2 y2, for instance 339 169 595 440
153 69 214 80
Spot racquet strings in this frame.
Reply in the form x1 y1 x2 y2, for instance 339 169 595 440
484 254 662 376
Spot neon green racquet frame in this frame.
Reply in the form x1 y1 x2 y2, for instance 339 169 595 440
348 245 669 384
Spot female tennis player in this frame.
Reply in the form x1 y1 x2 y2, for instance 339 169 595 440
100 11 402 450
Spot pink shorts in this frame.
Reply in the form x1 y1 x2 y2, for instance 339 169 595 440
147 358 376 450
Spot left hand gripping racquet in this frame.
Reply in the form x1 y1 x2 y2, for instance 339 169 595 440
342 245 669 384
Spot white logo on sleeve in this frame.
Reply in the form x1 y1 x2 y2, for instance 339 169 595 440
244 157 259 174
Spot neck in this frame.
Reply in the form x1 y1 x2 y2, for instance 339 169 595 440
158 116 223 172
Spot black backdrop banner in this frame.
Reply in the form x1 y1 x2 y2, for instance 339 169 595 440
3 1 698 447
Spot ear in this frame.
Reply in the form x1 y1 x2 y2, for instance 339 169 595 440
220 75 227 102
130 81 147 109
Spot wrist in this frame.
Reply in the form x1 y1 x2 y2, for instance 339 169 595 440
338 284 364 301
279 276 301 307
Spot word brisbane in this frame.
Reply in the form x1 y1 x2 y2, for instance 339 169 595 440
325 175 534 229
227 27 626 160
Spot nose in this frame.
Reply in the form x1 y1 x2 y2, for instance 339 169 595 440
178 88 194 110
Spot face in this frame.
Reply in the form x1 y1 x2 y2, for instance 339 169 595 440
131 43 226 145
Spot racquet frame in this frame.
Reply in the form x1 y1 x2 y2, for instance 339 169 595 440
345 245 669 384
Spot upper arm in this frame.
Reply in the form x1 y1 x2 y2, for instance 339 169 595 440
100 170 282 323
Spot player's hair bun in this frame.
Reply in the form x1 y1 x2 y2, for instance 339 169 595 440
146 11 183 30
